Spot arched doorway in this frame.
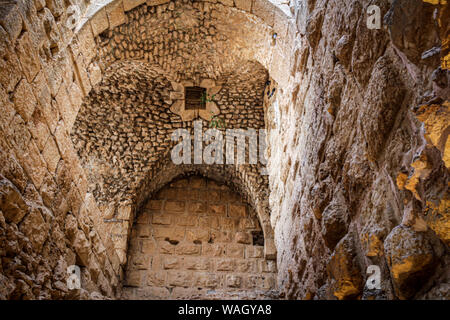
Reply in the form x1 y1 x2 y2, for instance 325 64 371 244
123 175 278 299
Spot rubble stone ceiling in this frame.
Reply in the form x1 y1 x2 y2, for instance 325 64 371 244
78 0 292 86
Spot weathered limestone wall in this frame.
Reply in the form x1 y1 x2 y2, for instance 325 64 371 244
268 0 449 300
0 0 122 299
122 176 278 299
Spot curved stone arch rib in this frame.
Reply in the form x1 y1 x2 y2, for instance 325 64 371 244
77 0 292 33
71 57 274 261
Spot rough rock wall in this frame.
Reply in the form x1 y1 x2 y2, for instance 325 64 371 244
269 0 449 300
0 0 122 299
122 176 278 300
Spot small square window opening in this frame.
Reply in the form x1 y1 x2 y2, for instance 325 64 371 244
185 86 207 110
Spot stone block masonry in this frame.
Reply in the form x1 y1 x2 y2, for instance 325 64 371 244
0 0 448 301
122 176 278 300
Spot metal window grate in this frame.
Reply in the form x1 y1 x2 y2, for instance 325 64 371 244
185 86 207 110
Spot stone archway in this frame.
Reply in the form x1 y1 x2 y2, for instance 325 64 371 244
1 0 448 301
122 175 278 300
70 0 293 93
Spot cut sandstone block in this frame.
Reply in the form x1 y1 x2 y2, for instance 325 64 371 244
106 1 127 29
